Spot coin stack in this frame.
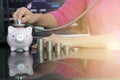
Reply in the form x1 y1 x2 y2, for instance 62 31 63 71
37 39 72 63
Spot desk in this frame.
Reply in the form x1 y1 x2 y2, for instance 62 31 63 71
1 44 120 80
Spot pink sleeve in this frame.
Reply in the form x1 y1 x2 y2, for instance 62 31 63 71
50 0 87 26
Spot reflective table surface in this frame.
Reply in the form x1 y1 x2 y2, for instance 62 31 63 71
1 43 120 80
0 44 70 80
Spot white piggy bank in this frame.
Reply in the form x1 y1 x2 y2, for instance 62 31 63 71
7 26 33 51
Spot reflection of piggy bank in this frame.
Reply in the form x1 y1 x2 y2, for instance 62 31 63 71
8 52 33 77
7 26 33 51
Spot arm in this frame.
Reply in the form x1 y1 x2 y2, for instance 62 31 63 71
13 7 57 28
50 0 87 26
42 33 119 63
37 0 87 27
43 34 120 50
13 0 86 28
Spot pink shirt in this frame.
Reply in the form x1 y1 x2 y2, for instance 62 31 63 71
51 0 120 35
50 0 120 78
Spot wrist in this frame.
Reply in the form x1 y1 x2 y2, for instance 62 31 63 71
34 14 42 25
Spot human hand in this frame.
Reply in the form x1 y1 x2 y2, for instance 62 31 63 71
13 7 41 24
32 34 66 49
32 34 77 51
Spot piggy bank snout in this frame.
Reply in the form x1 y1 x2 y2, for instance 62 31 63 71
16 34 24 42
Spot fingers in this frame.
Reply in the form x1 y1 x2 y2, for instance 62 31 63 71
13 7 31 23
13 8 20 20
21 15 30 23
43 34 62 42
32 43 38 49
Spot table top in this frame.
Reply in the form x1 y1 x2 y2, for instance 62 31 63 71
1 44 120 80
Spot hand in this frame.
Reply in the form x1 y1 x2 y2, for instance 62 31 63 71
32 34 66 49
43 34 65 43
13 7 41 24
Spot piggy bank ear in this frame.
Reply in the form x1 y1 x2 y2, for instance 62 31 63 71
8 26 15 34
26 27 32 34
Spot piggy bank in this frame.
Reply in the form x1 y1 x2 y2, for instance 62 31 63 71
8 51 33 77
7 26 33 51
